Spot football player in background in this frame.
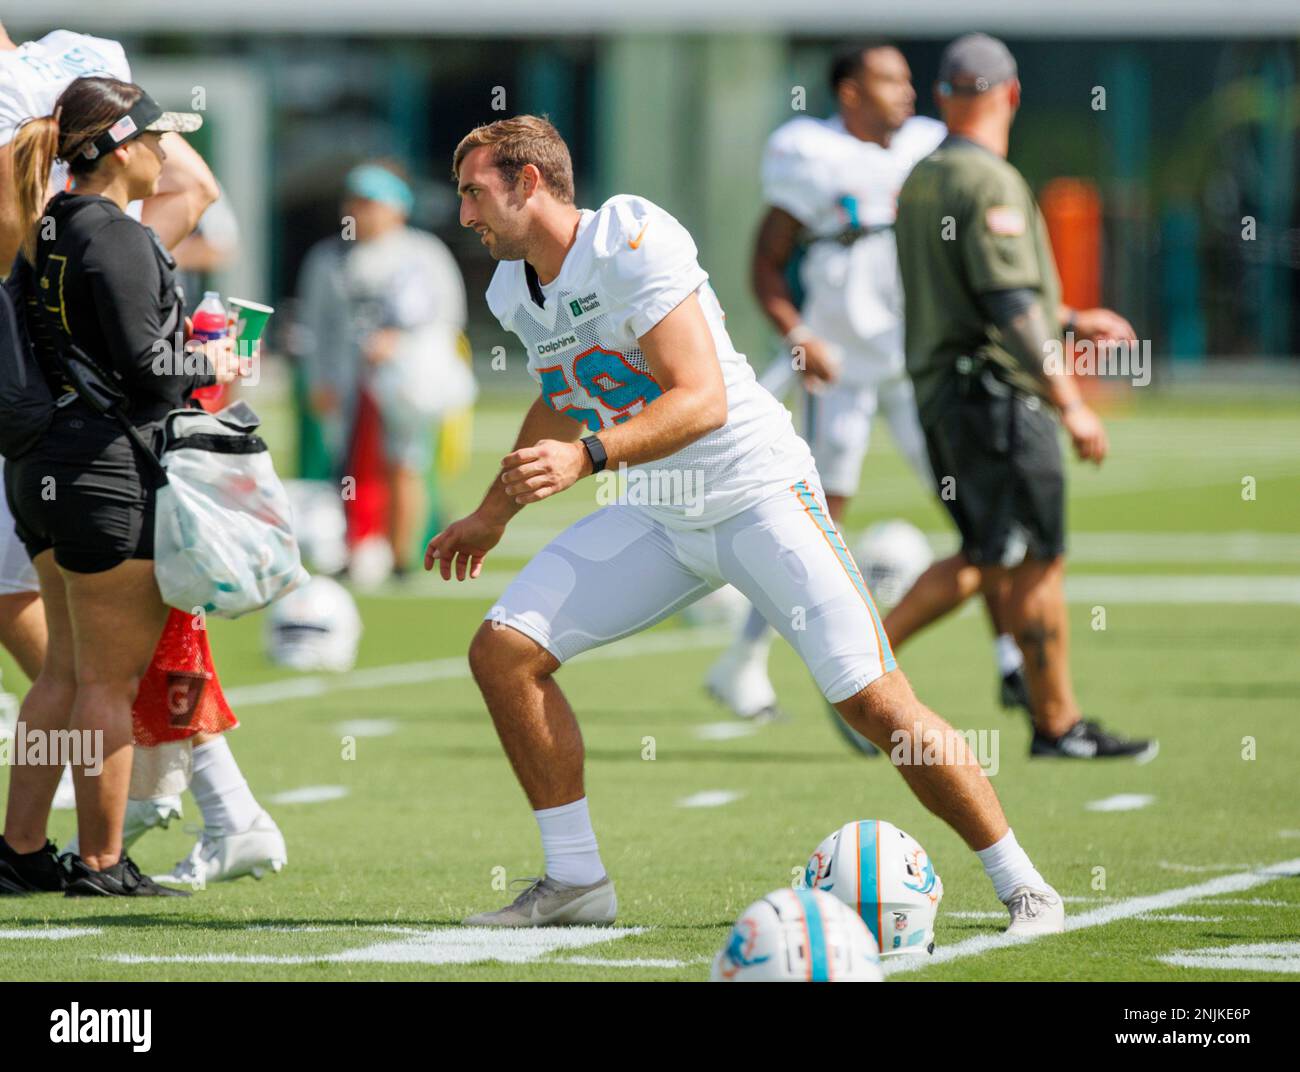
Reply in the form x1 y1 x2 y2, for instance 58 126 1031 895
426 115 1064 934
705 42 1031 753
0 22 284 894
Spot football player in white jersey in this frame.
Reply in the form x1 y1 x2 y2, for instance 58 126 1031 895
426 116 1063 935
706 42 1030 750
0 22 283 892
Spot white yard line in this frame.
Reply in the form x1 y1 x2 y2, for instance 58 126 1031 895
1158 942 1300 974
348 571 1300 604
109 925 650 967
266 785 349 805
1085 794 1156 812
225 626 731 709
676 790 744 808
884 857 1300 977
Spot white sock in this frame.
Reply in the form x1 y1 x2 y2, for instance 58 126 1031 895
535 797 605 887
191 736 262 836
995 634 1023 676
976 829 1048 903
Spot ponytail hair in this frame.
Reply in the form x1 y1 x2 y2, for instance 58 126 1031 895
9 76 144 264
11 114 60 264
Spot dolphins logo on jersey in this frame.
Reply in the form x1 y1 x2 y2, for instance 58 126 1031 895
718 916 770 979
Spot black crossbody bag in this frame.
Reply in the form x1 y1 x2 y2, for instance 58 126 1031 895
0 249 168 485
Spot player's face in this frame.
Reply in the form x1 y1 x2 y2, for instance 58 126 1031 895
458 147 530 261
126 131 166 198
343 196 404 242
853 47 916 133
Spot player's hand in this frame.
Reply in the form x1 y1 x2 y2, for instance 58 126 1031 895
1070 307 1137 345
190 336 240 385
500 439 591 505
792 335 842 390
1062 401 1108 465
424 511 506 581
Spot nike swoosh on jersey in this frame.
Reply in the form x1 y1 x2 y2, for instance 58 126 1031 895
628 222 650 250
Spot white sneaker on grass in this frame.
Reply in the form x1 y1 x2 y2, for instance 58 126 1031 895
153 809 287 887
1004 885 1065 937
705 650 779 721
464 875 617 927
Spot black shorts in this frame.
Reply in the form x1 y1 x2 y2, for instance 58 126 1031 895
4 404 158 574
923 370 1065 566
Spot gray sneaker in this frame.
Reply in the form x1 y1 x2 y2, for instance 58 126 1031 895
464 875 617 927
1004 884 1065 937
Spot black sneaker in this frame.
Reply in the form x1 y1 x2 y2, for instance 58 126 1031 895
999 667 1033 718
1031 719 1158 760
64 855 191 897
0 837 71 895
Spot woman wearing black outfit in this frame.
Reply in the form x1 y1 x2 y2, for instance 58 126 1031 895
2 77 241 894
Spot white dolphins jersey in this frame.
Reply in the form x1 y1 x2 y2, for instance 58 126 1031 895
0 31 131 194
486 194 813 529
762 114 946 378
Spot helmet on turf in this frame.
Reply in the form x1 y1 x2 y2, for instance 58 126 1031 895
852 520 933 607
264 576 361 672
804 819 943 957
710 887 883 982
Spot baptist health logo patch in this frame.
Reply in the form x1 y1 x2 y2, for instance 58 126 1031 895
567 292 601 322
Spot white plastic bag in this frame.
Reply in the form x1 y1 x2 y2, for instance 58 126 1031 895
153 406 309 618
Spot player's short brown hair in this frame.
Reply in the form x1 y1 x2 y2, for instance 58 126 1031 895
452 115 575 204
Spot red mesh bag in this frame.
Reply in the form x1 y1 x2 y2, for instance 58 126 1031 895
132 609 239 747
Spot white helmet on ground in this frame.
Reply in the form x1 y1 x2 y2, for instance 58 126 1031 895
852 520 933 607
265 576 361 673
805 819 943 957
710 887 884 982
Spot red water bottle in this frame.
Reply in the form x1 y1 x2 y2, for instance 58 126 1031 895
191 291 227 341
190 291 227 409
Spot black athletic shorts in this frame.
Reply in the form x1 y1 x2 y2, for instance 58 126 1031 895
923 368 1066 566
4 403 159 574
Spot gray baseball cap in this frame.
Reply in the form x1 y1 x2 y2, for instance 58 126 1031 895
937 33 1018 95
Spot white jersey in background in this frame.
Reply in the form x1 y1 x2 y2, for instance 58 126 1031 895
486 194 812 528
762 114 945 383
0 30 131 192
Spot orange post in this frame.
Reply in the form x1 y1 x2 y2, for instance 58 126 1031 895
1041 177 1104 399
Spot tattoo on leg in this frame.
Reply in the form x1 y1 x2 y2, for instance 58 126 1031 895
1018 621 1057 673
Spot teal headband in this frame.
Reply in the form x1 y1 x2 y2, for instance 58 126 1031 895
344 165 414 215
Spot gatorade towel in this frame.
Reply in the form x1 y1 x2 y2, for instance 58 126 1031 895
132 609 238 747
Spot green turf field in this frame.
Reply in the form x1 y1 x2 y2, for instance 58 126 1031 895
1 391 1298 981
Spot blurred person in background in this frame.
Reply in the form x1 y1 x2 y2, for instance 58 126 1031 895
706 41 1028 757
889 33 1153 760
174 187 241 311
296 161 470 582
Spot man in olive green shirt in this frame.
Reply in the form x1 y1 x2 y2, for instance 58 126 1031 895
887 34 1154 761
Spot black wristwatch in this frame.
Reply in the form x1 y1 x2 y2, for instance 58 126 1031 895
580 434 607 474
